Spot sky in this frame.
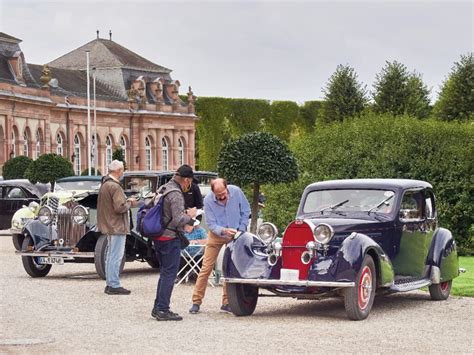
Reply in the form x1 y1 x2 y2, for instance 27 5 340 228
0 0 472 103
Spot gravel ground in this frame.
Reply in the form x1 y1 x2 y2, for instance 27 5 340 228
0 234 473 354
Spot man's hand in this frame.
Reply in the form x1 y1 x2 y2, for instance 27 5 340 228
127 198 139 207
223 228 238 237
186 207 197 219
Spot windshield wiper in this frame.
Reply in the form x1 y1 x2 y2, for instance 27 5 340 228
367 195 394 214
319 199 349 214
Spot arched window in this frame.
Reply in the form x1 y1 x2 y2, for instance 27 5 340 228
74 134 81 175
145 136 152 170
162 137 169 170
11 131 16 158
56 133 63 156
35 129 41 159
23 130 29 157
105 135 113 170
178 137 185 166
120 135 127 163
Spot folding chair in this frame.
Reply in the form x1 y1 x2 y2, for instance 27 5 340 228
176 245 215 287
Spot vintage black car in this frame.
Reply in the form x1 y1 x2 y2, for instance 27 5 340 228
223 179 460 320
0 179 49 231
17 171 217 278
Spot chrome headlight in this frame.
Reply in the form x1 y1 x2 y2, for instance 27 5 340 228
257 222 278 244
313 223 334 244
72 205 89 225
12 219 21 229
28 201 39 213
38 206 54 225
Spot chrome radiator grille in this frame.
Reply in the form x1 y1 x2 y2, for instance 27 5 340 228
57 201 86 247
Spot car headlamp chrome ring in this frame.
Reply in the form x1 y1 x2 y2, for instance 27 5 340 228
72 205 89 225
313 223 334 244
257 222 278 244
38 205 54 225
28 201 40 212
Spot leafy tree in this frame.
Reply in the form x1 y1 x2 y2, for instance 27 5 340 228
434 53 474 121
2 156 32 180
25 153 74 187
217 132 298 233
265 101 299 141
298 101 323 132
112 146 127 170
373 61 431 118
322 64 368 122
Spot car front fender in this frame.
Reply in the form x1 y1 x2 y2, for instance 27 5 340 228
308 233 395 286
223 232 272 279
23 220 55 249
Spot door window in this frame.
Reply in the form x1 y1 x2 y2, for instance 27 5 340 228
7 187 27 199
399 190 423 221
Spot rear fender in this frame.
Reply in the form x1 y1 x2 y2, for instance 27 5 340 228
426 228 459 283
310 233 394 286
223 232 271 279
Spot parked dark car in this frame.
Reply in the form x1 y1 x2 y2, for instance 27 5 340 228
54 175 102 194
17 171 217 278
223 179 460 320
0 179 49 230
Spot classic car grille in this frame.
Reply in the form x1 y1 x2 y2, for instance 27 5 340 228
57 201 86 247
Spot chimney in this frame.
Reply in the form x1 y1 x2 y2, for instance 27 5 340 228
96 30 99 39
109 30 112 41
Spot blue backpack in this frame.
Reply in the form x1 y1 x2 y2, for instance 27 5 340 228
136 187 179 238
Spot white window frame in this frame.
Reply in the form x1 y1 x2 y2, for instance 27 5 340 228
120 136 127 163
105 135 113 171
162 137 169 171
178 137 185 166
35 129 41 159
56 133 63 156
74 134 81 176
23 131 29 157
11 131 16 158
145 136 152 170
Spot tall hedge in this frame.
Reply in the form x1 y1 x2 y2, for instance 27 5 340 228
263 114 473 254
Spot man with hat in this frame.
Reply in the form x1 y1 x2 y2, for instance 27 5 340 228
151 164 197 321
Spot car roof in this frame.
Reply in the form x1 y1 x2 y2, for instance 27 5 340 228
123 170 218 177
56 176 103 182
0 179 50 196
305 179 432 191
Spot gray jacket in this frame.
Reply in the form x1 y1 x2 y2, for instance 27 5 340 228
159 178 193 238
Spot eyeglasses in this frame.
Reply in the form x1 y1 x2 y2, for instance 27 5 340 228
215 189 228 200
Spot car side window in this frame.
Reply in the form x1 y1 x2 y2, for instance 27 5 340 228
7 187 27 199
424 190 435 219
400 190 423 220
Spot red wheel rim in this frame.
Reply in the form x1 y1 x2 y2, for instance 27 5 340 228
358 266 372 310
440 281 449 292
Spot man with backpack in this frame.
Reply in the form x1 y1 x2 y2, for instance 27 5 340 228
151 165 197 321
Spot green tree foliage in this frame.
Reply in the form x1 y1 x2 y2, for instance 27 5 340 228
299 100 323 133
195 97 232 171
264 113 473 253
217 132 298 233
228 99 270 136
373 61 431 118
112 146 127 170
2 156 32 180
265 101 299 141
322 64 368 122
25 153 74 187
434 53 474 121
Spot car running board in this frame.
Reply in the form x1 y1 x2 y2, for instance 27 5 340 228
390 278 431 292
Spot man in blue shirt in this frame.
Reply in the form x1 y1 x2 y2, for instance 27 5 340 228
189 178 250 314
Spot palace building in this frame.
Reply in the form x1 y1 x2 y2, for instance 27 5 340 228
0 31 197 175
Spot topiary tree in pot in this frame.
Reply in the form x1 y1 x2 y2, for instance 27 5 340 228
218 132 298 233
25 153 74 189
2 156 33 180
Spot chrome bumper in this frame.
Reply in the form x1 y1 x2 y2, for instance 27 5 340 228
16 251 95 258
223 277 355 288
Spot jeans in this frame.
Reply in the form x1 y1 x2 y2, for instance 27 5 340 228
153 238 181 312
106 234 126 288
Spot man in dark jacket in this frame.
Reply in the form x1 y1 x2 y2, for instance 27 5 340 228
97 160 138 295
151 164 197 321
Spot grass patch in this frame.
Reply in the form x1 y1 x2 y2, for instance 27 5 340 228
451 256 474 297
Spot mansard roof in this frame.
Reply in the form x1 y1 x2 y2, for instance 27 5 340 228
48 38 171 73
0 32 22 44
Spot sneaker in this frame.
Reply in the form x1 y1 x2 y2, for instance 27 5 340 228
104 286 110 293
151 310 183 321
189 304 200 314
105 287 131 295
220 304 232 313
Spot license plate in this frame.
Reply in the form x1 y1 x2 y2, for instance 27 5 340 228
38 256 64 265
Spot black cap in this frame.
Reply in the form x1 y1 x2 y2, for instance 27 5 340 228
176 164 194 178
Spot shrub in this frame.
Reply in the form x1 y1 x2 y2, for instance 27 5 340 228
25 153 74 187
2 156 32 180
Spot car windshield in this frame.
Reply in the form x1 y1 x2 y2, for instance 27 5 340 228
124 177 155 198
303 189 396 215
54 181 101 192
